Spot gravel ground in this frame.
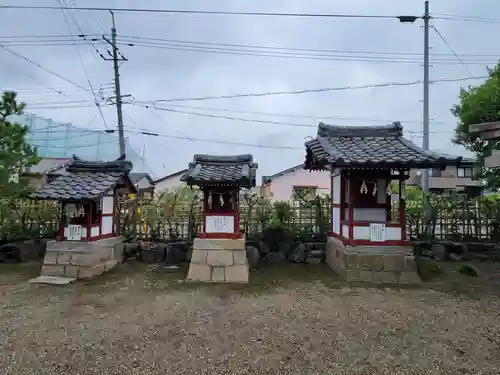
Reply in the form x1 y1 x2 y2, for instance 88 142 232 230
0 262 500 375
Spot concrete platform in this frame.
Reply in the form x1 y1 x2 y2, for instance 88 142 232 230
38 237 123 281
29 276 75 285
325 237 422 284
187 238 249 283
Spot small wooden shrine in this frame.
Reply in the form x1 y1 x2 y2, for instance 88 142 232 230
29 155 136 283
304 122 461 283
31 155 136 242
182 154 257 239
181 154 258 283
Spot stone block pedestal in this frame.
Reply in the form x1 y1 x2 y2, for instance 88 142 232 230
38 237 123 280
325 237 421 283
187 238 249 283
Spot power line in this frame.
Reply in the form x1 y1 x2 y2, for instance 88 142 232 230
2 34 498 59
116 35 500 58
3 83 113 91
139 102 453 126
116 36 497 63
1 37 494 65
0 34 101 39
32 140 117 149
133 102 453 134
117 40 498 65
433 14 500 24
146 75 487 103
0 59 73 100
148 109 197 143
123 127 303 150
27 103 105 109
0 44 90 92
121 126 452 151
59 0 105 57
23 100 92 105
57 0 109 130
430 22 475 79
0 5 413 19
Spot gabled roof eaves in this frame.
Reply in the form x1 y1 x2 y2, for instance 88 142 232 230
154 168 189 183
305 122 461 169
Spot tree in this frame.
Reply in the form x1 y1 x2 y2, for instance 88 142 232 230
0 91 39 197
452 63 500 188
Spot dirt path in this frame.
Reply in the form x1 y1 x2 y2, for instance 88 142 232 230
0 262 499 374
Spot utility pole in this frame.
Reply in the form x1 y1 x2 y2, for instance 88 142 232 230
102 11 127 158
422 0 430 193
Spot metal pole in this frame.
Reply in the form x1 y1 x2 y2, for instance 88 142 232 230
422 0 430 193
110 11 126 157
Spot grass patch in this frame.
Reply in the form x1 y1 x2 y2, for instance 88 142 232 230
457 264 479 277
0 262 41 284
145 262 341 296
416 257 443 281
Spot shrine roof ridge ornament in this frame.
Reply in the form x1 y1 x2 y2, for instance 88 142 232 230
316 121 404 138
304 121 462 170
181 154 258 188
68 153 133 174
29 154 136 201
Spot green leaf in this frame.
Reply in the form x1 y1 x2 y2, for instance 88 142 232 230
452 63 500 189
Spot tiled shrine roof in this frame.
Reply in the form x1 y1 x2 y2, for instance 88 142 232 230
30 155 134 201
305 122 461 170
181 154 258 188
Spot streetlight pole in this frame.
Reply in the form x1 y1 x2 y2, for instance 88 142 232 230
422 0 430 194
398 1 431 194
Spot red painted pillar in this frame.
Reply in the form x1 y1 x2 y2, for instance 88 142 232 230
348 178 354 243
399 180 406 241
202 190 208 234
330 170 334 234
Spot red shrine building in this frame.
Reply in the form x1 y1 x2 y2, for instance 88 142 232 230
181 154 258 283
304 122 461 282
30 156 136 282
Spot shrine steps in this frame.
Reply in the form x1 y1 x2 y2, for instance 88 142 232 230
39 237 123 280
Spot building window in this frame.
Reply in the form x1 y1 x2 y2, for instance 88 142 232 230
430 168 442 177
457 166 473 178
293 186 317 201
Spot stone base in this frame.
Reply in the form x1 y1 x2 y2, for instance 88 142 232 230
326 237 421 283
39 237 123 280
187 238 249 283
29 276 75 285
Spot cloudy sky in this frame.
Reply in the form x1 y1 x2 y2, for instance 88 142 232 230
1 0 499 179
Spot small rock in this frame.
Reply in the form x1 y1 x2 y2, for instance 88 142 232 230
309 248 326 258
263 251 286 264
154 245 167 262
0 243 22 263
165 245 186 265
305 255 323 264
289 244 307 263
140 248 157 263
